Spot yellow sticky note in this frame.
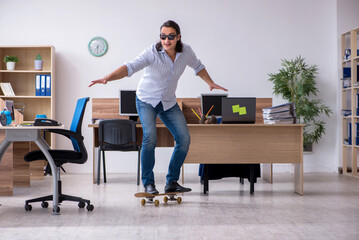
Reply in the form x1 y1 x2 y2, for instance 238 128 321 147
239 107 247 115
232 105 240 113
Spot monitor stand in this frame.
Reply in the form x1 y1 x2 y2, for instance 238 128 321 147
129 116 139 122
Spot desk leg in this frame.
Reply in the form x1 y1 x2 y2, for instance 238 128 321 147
181 165 184 185
250 165 254 194
0 139 12 163
35 136 59 214
203 164 208 194
262 164 273 183
93 128 96 184
294 163 303 195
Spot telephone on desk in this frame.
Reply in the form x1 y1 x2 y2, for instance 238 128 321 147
33 118 61 126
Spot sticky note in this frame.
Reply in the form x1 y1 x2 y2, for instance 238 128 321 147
232 105 240 113
232 104 247 115
239 107 247 115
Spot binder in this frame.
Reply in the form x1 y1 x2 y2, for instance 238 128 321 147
40 75 46 96
36 75 41 96
0 82 15 96
349 123 352 145
45 75 51 96
7 83 15 96
0 83 9 96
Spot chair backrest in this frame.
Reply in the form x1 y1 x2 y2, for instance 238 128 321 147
98 119 137 147
70 97 90 152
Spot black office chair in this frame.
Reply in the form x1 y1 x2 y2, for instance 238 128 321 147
24 97 94 213
97 119 141 185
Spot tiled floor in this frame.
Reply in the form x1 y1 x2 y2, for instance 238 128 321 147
0 173 359 239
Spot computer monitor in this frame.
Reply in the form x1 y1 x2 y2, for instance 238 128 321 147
201 93 228 117
119 90 138 121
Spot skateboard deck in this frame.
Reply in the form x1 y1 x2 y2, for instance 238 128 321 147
134 192 183 206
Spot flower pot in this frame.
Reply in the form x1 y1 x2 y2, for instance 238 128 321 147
303 142 313 152
6 62 15 70
34 60 43 71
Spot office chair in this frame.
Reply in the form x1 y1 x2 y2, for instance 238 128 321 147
199 164 260 194
97 119 140 185
23 97 94 213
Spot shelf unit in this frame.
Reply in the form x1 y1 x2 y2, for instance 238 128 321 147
341 28 359 177
0 46 55 192
0 46 55 123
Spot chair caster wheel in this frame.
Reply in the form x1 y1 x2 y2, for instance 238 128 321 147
53 206 60 213
25 204 32 211
78 202 86 208
41 202 49 208
86 204 94 211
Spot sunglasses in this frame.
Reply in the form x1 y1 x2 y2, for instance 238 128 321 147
160 34 177 40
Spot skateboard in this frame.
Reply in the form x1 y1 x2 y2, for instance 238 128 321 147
134 192 183 206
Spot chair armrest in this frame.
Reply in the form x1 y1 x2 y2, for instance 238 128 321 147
45 129 84 142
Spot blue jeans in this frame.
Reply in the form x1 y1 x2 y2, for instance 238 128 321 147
136 97 190 187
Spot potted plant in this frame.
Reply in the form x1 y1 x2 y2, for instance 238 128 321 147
3 55 18 70
34 54 43 70
268 56 332 151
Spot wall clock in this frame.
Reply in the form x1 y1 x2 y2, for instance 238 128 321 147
88 37 108 57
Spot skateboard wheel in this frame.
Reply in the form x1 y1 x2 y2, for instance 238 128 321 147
177 197 182 204
163 196 168 203
154 200 160 206
141 199 146 206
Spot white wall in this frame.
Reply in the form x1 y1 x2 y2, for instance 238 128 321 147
0 0 339 174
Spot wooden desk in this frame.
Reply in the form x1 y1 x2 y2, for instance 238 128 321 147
88 97 305 195
88 123 304 195
185 124 304 195
0 125 65 214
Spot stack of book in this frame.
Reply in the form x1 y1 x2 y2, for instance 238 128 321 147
0 82 15 96
262 103 296 124
341 109 352 116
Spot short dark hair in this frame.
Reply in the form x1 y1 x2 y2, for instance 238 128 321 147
156 20 183 52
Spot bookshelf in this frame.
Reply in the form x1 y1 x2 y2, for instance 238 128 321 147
341 28 359 177
0 46 55 122
0 46 55 193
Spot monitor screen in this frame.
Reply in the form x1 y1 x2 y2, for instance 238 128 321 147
201 93 228 117
119 90 138 116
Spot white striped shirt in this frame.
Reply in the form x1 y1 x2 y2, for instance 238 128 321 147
125 43 205 111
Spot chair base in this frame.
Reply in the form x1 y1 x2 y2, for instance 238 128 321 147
24 180 93 212
25 193 91 206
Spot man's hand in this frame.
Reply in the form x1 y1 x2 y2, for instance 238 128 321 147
88 78 107 87
209 82 228 91
197 69 228 92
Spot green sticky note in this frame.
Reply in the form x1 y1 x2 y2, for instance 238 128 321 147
232 105 240 113
239 107 247 115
